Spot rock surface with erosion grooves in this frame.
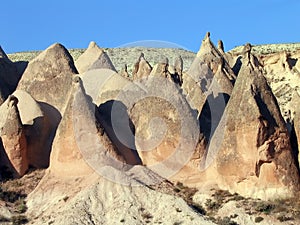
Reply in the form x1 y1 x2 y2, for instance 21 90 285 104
120 76 203 180
182 33 235 115
80 68 143 166
75 41 116 74
27 165 215 225
26 75 213 225
132 53 152 80
201 45 300 199
12 90 52 168
49 76 129 177
17 43 78 114
0 96 28 177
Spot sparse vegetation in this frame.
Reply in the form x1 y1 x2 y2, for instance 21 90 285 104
11 215 28 225
254 216 264 223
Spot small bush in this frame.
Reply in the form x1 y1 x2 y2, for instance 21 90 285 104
217 216 239 225
254 216 264 223
11 215 28 225
205 199 222 211
277 215 294 222
254 202 275 215
189 203 206 215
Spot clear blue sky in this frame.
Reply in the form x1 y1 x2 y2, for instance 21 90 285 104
1 0 299 53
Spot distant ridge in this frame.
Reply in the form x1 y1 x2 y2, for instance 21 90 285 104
229 42 300 55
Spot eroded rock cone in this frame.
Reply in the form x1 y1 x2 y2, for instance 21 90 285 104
17 43 78 114
0 96 28 177
195 32 236 90
120 64 130 78
126 76 201 178
12 90 52 168
202 45 300 199
49 76 128 177
79 68 142 166
182 33 235 115
150 57 173 81
132 53 152 80
173 55 183 85
75 41 116 73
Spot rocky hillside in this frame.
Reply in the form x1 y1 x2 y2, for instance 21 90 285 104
0 36 300 225
8 47 196 74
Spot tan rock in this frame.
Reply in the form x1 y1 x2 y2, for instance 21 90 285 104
17 43 78 114
75 41 116 74
183 33 235 115
174 55 183 85
200 46 300 199
149 58 172 80
120 64 130 78
125 76 201 178
0 96 28 177
49 76 128 177
80 68 142 166
12 90 43 125
132 53 152 80
11 90 53 168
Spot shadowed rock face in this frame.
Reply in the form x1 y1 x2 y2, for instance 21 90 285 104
182 33 235 117
0 46 20 105
49 76 131 177
17 43 78 114
0 96 28 177
125 77 201 178
202 47 300 199
11 90 53 168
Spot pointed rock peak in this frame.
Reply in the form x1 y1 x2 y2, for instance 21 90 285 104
197 32 217 57
29 42 77 74
0 45 8 59
133 53 152 80
218 40 225 52
174 55 183 74
240 43 262 72
88 51 116 72
242 43 252 54
160 57 169 65
86 41 103 53
204 31 211 40
75 41 116 73
37 43 75 62
138 52 145 62
88 41 99 49
17 42 77 113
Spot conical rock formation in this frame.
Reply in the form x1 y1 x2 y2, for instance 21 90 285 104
132 53 152 80
12 90 52 168
17 43 78 114
0 96 28 177
201 46 300 199
49 75 128 177
75 41 116 73
182 33 235 115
